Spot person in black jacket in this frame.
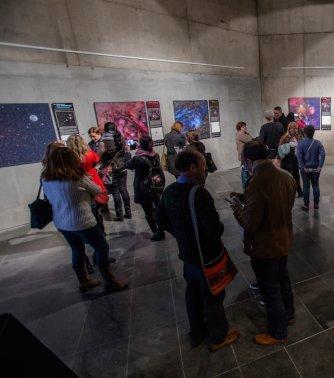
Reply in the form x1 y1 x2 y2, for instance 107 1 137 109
156 150 239 351
98 122 131 221
259 110 284 159
164 121 186 177
125 136 165 241
273 106 288 133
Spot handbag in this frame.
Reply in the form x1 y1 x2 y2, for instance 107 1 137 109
160 145 169 171
205 152 217 173
28 183 53 229
189 186 237 295
278 143 291 159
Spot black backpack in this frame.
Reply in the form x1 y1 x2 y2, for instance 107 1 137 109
141 157 166 196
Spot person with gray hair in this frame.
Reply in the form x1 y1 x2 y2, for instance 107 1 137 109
259 110 285 159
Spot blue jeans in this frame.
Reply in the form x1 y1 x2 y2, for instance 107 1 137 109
251 256 294 339
183 262 229 344
241 164 250 190
59 224 109 269
301 171 320 206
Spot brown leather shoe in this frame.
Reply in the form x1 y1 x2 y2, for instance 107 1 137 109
208 329 240 352
79 278 101 293
301 205 309 211
254 333 287 346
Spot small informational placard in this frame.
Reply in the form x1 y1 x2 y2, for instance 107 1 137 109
146 100 164 146
321 97 331 131
51 103 79 141
209 100 221 137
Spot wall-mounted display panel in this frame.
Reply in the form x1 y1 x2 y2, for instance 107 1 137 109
94 102 149 144
0 103 56 168
173 100 210 139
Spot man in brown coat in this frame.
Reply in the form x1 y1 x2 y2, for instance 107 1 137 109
232 141 296 346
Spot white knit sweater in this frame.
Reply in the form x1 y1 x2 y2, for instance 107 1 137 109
42 176 101 231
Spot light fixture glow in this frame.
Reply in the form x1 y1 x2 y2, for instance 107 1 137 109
0 42 245 70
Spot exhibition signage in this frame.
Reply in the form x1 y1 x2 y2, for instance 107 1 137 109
209 100 221 137
51 103 79 141
321 97 331 131
146 101 164 146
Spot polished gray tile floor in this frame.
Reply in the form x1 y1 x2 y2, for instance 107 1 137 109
1 166 334 377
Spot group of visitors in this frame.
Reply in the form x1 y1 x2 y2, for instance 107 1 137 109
38 106 326 353
236 106 326 210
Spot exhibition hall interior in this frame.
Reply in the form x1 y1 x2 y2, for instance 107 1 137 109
1 0 334 377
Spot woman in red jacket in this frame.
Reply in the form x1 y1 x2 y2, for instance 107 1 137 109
67 134 109 234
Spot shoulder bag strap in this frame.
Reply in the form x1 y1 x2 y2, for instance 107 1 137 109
189 186 206 269
305 139 315 159
37 181 43 200
140 156 153 169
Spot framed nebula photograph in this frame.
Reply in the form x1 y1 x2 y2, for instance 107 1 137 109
0 103 56 168
288 97 321 130
94 102 149 144
173 100 210 139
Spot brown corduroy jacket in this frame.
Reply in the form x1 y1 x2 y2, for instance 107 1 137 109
237 160 296 259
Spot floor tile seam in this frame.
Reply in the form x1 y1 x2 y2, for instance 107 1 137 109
70 300 91 367
125 237 136 378
237 348 284 370
318 273 334 291
231 344 244 378
283 346 303 377
287 328 328 348
166 243 186 378
292 273 323 287
293 291 325 330
210 366 241 378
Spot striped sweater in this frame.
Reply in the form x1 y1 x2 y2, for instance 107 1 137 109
42 176 101 231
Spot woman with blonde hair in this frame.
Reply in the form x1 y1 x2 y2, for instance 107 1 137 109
278 122 303 197
164 121 186 178
41 147 127 293
67 134 109 233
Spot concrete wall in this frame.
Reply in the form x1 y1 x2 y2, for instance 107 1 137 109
258 0 334 154
0 61 262 231
0 0 262 231
0 0 259 76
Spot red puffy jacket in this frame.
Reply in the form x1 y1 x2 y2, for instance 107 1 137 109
81 150 109 205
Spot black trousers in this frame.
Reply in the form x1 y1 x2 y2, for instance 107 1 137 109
92 203 105 234
251 256 294 339
140 195 161 233
110 171 131 216
183 262 229 344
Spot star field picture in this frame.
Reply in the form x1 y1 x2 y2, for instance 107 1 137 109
0 103 56 168
173 100 210 139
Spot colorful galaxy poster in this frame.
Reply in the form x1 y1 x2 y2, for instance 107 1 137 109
173 100 210 139
146 101 164 146
51 103 79 141
94 102 149 144
209 100 221 137
0 103 56 168
321 97 331 131
288 97 321 130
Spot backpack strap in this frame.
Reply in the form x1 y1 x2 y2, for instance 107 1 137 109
140 156 154 169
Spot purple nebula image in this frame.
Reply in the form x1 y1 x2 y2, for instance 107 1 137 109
0 103 56 168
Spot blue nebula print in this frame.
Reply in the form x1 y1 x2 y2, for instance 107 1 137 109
173 100 210 139
0 104 57 168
